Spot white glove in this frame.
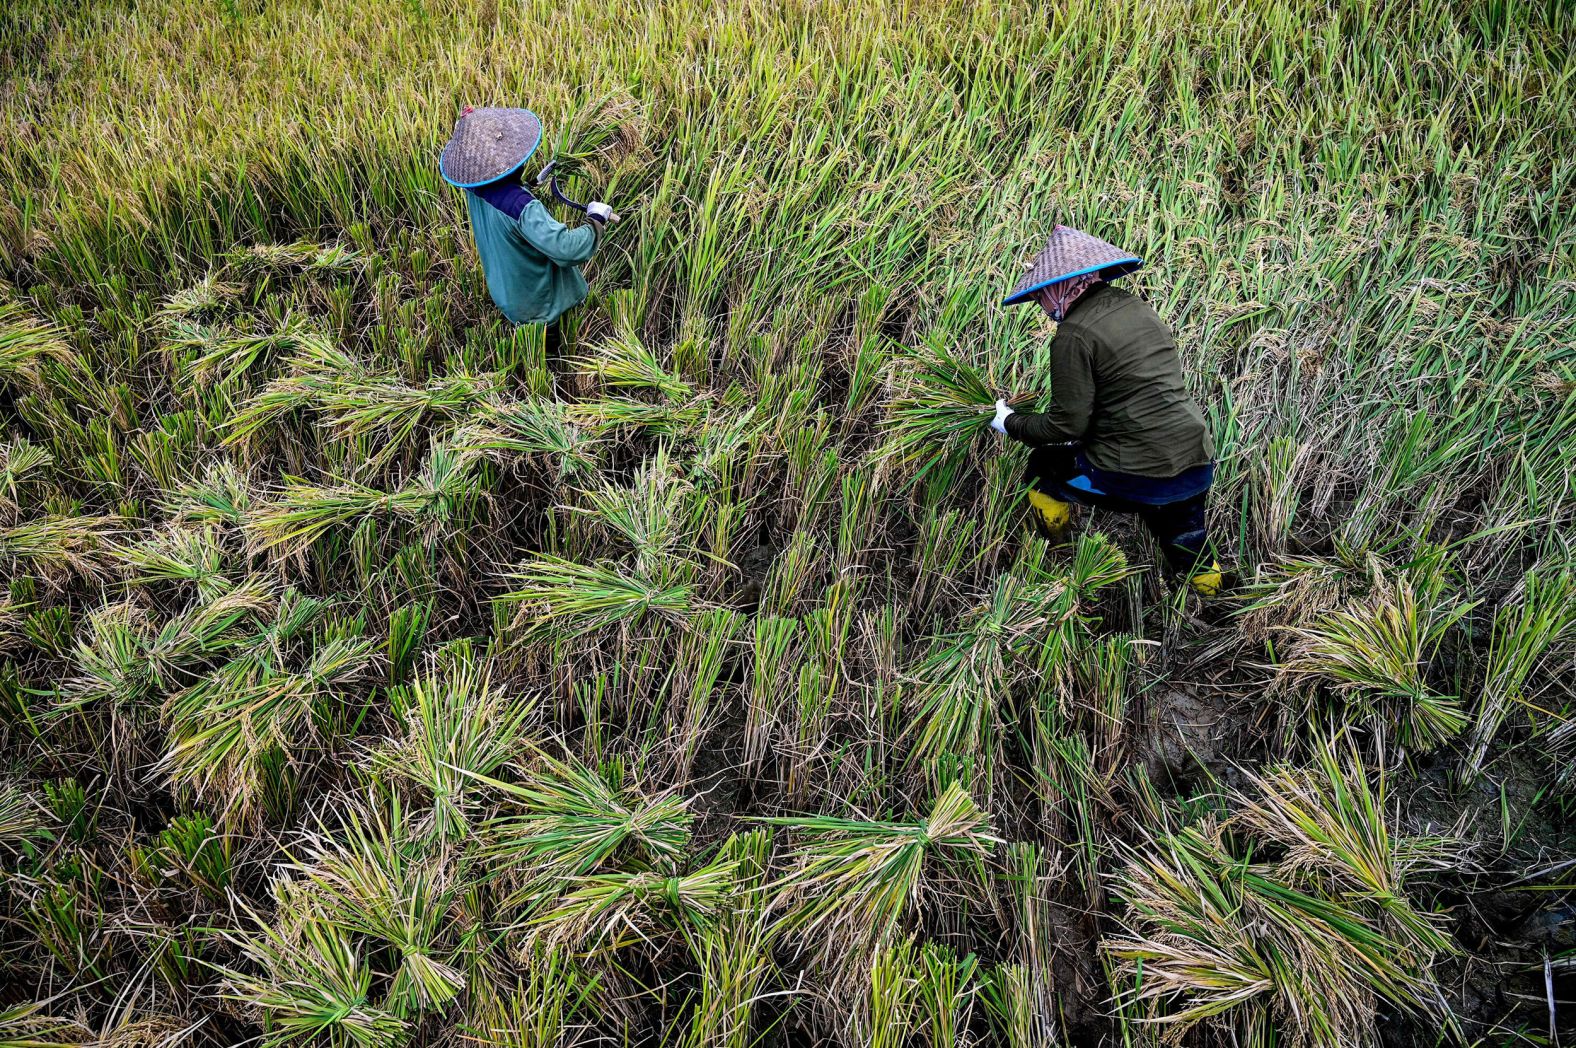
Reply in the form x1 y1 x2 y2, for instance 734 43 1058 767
990 398 1014 436
586 201 615 224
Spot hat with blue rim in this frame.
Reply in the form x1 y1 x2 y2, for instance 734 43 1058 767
440 106 543 188
1003 225 1143 305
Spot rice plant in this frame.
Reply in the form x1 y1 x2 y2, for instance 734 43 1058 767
882 342 1004 485
463 945 604 1048
0 515 121 578
0 783 44 854
1104 744 1457 1045
0 1003 89 1047
915 942 980 1048
0 439 51 518
176 313 336 392
245 445 484 556
1232 740 1455 962
452 398 596 478
0 304 75 388
478 753 694 894
527 852 739 951
857 937 921 1048
764 782 1000 958
159 594 377 819
497 554 700 640
997 843 1066 1048
980 963 1054 1048
117 523 233 598
151 811 233 897
1463 569 1576 776
677 830 777 1048
575 329 694 401
1281 558 1476 752
282 799 465 1018
220 916 407 1048
371 661 535 841
907 580 1047 785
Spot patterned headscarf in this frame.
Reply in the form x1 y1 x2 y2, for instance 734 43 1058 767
1038 272 1103 322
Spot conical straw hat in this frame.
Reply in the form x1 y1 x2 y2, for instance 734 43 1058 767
1003 225 1143 305
440 107 543 188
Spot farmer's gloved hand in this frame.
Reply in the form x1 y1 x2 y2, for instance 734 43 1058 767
586 201 614 224
990 398 1014 436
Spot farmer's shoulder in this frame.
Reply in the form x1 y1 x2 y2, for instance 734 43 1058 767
1060 283 1137 325
1062 285 1169 346
511 195 557 228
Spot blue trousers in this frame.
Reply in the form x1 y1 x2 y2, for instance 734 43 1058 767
1025 445 1215 574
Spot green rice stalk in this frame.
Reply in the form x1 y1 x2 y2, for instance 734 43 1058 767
678 830 777 1048
1282 562 1476 752
1464 569 1576 775
220 916 406 1048
0 515 121 577
285 798 464 1018
916 942 979 1048
0 303 75 389
476 754 693 892
498 554 699 641
762 782 999 956
859 937 920 1048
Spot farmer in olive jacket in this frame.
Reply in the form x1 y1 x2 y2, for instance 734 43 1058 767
440 106 611 326
992 225 1224 596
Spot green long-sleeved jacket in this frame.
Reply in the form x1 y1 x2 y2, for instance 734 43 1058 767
465 193 601 325
1004 283 1214 477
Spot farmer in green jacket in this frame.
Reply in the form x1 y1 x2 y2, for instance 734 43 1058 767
992 225 1224 596
440 106 610 325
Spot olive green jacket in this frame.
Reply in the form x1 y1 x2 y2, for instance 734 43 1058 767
465 194 601 325
1004 283 1214 477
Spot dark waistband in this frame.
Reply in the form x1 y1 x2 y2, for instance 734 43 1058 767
1069 455 1214 505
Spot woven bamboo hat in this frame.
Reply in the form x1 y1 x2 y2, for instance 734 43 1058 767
1003 225 1143 305
440 106 543 188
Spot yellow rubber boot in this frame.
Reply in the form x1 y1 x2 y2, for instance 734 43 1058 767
1188 561 1225 597
1027 490 1074 541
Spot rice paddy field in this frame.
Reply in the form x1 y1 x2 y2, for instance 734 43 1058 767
1 0 1574 1044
